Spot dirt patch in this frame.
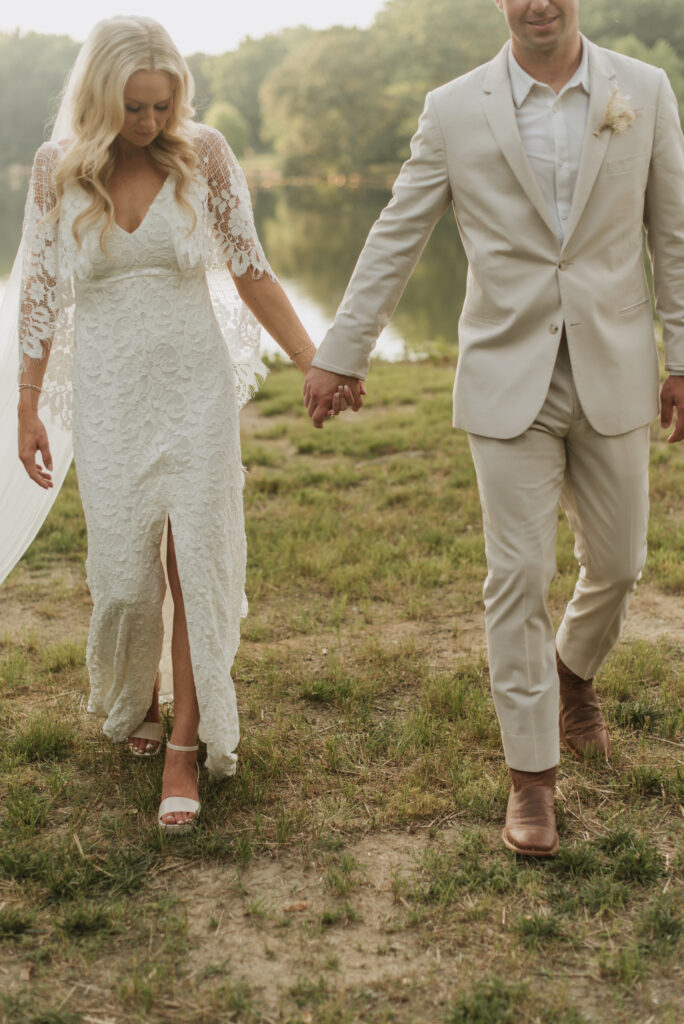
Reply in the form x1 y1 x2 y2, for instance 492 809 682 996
367 579 684 668
143 820 682 1023
163 826 489 1015
243 577 683 686
373 608 488 669
622 582 684 645
0 564 90 647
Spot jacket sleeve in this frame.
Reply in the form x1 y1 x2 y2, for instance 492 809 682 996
312 92 452 379
644 70 684 374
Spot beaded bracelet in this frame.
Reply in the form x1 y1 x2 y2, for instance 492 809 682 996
19 384 42 393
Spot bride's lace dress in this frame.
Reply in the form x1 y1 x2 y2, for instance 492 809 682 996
19 125 272 777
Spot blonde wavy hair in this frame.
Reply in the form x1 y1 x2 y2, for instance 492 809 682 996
54 15 198 248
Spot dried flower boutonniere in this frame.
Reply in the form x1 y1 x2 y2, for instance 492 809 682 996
594 88 637 137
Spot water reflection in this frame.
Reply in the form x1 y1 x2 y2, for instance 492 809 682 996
255 186 466 357
0 180 467 359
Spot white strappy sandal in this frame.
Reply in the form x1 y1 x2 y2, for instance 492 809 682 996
127 720 164 757
158 742 201 833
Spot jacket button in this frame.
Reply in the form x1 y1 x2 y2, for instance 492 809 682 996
549 324 560 334
558 261 567 270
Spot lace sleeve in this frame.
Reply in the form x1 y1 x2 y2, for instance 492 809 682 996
18 143 60 367
196 125 274 280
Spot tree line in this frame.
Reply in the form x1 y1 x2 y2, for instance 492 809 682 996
1 0 683 178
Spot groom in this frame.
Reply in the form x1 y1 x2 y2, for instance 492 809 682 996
303 0 684 856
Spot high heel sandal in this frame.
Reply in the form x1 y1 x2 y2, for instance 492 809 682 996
157 743 200 833
127 720 164 757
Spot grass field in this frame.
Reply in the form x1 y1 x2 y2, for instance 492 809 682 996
0 360 682 1024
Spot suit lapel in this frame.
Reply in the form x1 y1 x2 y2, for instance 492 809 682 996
561 42 617 249
482 44 558 239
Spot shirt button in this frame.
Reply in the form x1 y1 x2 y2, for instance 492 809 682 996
549 324 560 334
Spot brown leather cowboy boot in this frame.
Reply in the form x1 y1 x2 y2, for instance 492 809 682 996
557 651 611 760
502 766 559 857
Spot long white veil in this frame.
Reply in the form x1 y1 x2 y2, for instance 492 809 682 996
0 42 91 585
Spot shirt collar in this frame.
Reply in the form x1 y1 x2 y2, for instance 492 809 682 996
508 36 590 108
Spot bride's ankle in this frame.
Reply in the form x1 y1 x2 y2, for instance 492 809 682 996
166 741 198 761
167 728 198 749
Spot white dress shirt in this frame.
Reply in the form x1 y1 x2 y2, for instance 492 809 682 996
508 43 590 242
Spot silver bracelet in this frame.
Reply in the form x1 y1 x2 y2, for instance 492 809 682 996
19 384 42 393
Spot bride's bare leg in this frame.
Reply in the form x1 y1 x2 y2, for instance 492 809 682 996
160 520 200 826
127 675 161 754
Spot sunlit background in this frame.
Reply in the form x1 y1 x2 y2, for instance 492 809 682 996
1 1 680 355
0 0 388 54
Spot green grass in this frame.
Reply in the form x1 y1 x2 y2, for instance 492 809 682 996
444 974 598 1024
3 711 76 764
0 907 36 939
445 977 528 1024
0 361 681 1023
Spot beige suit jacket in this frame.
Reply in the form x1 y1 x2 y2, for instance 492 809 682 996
312 40 684 438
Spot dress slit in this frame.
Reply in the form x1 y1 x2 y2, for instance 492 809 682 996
164 508 241 777
158 515 175 702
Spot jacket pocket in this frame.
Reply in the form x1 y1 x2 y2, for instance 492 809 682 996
618 296 651 316
604 153 650 176
461 311 499 326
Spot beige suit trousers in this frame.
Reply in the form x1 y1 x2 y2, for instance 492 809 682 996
468 338 650 772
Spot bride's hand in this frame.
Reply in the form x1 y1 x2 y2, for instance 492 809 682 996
327 382 367 419
18 407 53 489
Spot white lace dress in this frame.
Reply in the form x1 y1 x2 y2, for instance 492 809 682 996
19 125 272 777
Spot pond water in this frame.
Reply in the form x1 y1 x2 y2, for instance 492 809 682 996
0 180 468 360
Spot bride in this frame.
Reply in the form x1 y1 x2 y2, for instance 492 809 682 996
12 15 360 831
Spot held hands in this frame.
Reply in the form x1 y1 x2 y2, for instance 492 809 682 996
18 407 53 489
303 367 366 429
660 375 684 443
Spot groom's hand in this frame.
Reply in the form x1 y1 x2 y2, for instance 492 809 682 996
660 375 684 443
303 368 365 429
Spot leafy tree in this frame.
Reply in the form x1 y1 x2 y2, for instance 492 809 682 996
1 0 683 180
204 29 312 150
611 36 684 120
261 27 402 176
204 101 250 155
185 52 214 119
370 0 508 152
373 0 508 92
581 0 684 61
0 32 79 168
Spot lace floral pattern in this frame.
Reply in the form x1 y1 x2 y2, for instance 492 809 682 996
18 125 272 424
196 124 273 279
18 126 274 776
18 144 76 428
18 144 59 360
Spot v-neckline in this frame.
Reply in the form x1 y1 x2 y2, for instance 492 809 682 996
113 175 170 236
